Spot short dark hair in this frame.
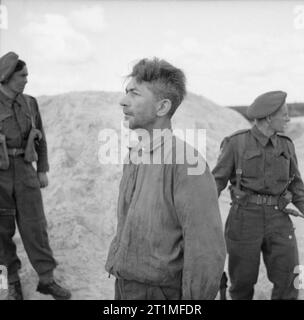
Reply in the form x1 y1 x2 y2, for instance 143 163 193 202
128 57 186 117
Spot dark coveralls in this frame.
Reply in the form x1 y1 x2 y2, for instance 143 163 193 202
212 125 304 299
0 90 56 284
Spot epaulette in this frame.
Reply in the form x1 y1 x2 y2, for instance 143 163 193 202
277 132 293 143
23 93 34 100
219 128 250 148
226 128 250 140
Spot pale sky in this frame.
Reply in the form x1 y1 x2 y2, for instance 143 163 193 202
0 0 304 105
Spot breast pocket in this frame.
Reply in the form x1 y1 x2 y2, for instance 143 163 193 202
273 151 290 182
0 113 13 126
0 113 14 137
242 149 262 178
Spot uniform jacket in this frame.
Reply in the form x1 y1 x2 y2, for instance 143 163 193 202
0 90 49 172
105 129 226 300
212 125 304 214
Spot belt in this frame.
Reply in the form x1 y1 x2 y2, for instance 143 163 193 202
247 194 279 206
7 148 25 157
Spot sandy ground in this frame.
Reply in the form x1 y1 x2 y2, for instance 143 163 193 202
1 92 303 300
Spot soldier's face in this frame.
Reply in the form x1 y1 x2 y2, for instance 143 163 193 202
6 66 28 94
269 103 290 133
120 78 159 132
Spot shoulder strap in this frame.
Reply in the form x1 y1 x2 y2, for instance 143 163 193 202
23 95 36 129
0 99 6 132
235 133 247 171
229 128 250 138
233 132 248 189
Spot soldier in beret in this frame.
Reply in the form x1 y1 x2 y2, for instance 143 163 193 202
0 52 71 300
212 91 304 299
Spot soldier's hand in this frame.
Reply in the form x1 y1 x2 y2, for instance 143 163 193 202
37 172 49 188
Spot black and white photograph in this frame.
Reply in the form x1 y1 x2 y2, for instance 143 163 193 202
0 0 304 306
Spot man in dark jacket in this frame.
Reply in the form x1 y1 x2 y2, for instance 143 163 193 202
0 52 71 300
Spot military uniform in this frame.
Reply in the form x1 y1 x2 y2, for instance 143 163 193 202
0 89 57 284
0 52 71 300
212 91 304 300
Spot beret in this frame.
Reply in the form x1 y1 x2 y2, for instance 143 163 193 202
0 51 19 83
247 91 287 120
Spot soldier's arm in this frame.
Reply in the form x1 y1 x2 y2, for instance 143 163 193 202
212 137 235 196
288 140 304 213
174 161 226 300
31 97 49 172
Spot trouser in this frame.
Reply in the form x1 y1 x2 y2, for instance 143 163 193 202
225 202 299 300
115 278 182 300
0 156 57 284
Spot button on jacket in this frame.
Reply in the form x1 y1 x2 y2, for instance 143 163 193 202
105 130 226 300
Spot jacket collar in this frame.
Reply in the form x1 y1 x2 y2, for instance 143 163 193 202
0 88 14 105
129 128 173 154
251 125 278 148
0 89 23 108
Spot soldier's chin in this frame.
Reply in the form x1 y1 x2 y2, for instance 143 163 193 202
16 87 25 94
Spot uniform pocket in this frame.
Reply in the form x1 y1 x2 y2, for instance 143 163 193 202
242 149 262 178
273 151 290 182
225 204 263 242
270 225 298 272
0 113 12 123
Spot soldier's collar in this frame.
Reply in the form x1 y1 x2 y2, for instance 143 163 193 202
270 134 278 148
251 125 277 147
14 94 25 107
0 89 23 107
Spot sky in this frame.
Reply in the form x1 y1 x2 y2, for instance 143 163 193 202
0 0 304 105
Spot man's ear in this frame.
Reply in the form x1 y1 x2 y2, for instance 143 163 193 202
156 99 172 117
266 115 272 123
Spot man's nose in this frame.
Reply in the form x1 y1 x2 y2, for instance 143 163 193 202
120 95 129 107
